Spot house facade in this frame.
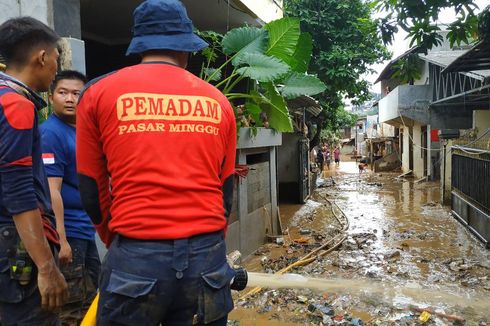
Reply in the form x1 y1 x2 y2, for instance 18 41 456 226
377 37 488 181
377 34 490 246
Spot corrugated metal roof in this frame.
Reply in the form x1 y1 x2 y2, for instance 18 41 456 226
443 39 490 73
421 50 490 79
287 96 322 116
376 46 490 84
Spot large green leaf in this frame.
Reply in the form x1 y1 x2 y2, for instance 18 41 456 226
279 72 327 99
266 17 301 64
221 27 268 59
262 83 293 132
202 68 222 81
289 33 313 73
236 53 290 82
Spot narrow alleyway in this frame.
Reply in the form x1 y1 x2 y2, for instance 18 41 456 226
229 160 490 325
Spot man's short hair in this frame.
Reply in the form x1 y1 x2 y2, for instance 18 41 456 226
50 70 87 93
0 16 59 66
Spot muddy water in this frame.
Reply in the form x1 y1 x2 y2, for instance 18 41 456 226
321 162 490 279
231 161 490 325
245 272 490 310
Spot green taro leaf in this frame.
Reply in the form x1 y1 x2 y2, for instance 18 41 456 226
203 68 222 81
263 82 293 132
289 33 313 73
221 27 268 62
245 102 263 127
236 53 290 82
266 17 301 63
280 72 327 99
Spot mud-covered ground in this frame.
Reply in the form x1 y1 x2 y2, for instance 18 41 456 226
229 161 490 325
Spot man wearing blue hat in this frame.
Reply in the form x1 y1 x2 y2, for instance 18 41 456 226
76 0 237 325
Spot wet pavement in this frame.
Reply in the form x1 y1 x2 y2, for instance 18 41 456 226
229 161 490 325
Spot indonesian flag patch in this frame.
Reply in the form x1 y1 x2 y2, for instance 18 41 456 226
42 153 55 164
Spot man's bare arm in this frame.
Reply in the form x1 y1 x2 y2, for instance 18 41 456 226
13 209 68 310
47 177 72 264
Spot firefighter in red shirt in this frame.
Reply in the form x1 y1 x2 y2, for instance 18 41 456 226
76 0 236 324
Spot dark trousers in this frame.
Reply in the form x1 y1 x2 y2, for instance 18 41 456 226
0 225 59 326
97 231 234 326
60 237 101 325
64 237 101 293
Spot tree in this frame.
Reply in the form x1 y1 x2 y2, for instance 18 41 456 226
374 0 486 52
285 0 390 147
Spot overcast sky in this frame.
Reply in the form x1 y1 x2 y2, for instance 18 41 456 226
364 0 489 94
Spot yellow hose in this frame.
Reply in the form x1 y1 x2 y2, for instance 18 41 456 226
80 293 99 326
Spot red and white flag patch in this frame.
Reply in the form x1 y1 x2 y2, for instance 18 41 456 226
42 153 55 164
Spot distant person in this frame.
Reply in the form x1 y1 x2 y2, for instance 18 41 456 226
317 146 325 173
41 70 100 324
334 147 341 166
0 16 67 324
325 150 331 170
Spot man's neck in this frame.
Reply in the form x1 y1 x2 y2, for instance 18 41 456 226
5 67 37 91
141 54 183 67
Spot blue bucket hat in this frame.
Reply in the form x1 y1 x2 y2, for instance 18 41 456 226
126 0 208 56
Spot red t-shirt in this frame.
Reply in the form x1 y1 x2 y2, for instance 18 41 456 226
76 63 236 242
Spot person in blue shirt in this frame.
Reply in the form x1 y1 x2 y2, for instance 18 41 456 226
40 70 100 322
0 17 67 325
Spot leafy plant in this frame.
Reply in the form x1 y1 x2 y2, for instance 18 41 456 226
391 53 423 85
372 0 481 52
199 17 326 133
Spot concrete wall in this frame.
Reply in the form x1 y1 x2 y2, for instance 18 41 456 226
278 133 299 183
474 110 490 137
0 0 52 26
53 0 80 38
379 85 431 125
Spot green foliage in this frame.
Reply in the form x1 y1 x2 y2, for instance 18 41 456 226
280 72 328 99
236 53 290 82
262 83 293 132
391 54 423 85
290 33 313 73
266 17 301 64
221 27 268 64
478 5 490 40
199 17 326 133
373 0 482 52
285 0 389 139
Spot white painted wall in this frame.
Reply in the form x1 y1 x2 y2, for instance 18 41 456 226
0 0 52 26
237 0 283 23
473 110 490 137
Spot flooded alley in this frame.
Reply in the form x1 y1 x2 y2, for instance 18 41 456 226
229 161 490 325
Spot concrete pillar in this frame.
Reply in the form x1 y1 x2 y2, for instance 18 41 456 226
402 127 410 174
52 0 85 73
412 124 424 179
58 37 86 74
440 140 452 204
0 0 85 73
269 146 279 234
